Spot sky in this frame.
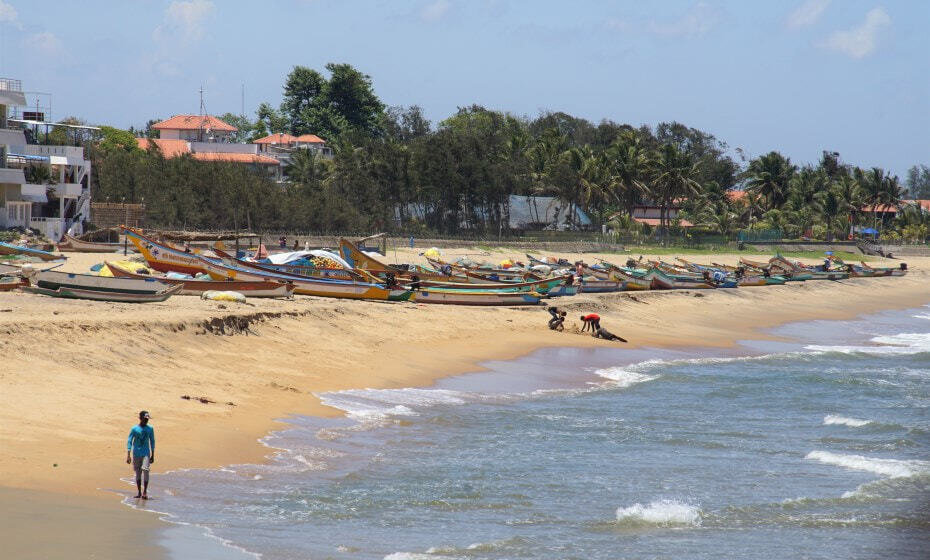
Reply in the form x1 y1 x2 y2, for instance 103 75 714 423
0 0 926 177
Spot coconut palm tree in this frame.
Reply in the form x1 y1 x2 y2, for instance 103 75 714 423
744 152 796 211
604 130 652 217
652 143 701 233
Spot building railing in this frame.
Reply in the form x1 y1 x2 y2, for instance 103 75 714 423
0 78 23 92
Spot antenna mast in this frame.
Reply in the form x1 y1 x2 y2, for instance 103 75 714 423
198 85 206 141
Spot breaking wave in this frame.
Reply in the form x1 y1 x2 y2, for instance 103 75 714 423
823 415 872 428
805 450 930 478
615 500 702 527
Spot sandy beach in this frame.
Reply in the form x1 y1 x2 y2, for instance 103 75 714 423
1 247 928 558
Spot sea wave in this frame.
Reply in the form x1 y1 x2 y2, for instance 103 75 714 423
806 331 930 356
317 388 472 421
615 499 702 527
593 366 659 387
805 450 930 478
823 415 872 428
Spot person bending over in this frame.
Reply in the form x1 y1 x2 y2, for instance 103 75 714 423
547 306 566 331
126 410 155 499
580 313 601 333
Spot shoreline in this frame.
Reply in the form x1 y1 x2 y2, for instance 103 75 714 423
1 248 929 558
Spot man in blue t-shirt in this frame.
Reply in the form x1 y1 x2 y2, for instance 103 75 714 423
126 410 155 499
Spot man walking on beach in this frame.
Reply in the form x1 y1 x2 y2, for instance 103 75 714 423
126 410 155 499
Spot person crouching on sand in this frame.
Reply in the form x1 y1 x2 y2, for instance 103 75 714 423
126 410 155 499
547 306 566 331
580 313 601 333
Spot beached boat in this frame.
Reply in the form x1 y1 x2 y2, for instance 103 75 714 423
24 268 175 296
22 283 182 303
0 241 66 262
0 262 23 276
124 227 211 276
58 234 129 253
0 276 24 291
212 248 360 281
769 256 848 280
577 279 621 293
595 261 652 290
547 284 578 297
197 256 412 301
642 267 716 290
413 289 542 306
860 261 908 277
104 262 294 298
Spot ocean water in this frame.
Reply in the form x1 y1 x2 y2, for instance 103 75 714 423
133 305 930 559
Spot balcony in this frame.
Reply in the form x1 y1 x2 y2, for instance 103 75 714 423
52 183 82 198
0 78 26 106
0 167 25 185
21 144 87 162
0 129 26 147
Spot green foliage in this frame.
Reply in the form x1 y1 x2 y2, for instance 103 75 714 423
97 126 139 153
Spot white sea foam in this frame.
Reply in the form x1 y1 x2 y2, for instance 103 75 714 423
912 313 930 320
385 554 453 560
806 331 930 356
823 415 872 428
615 500 702 526
316 388 471 420
805 450 929 478
594 367 659 387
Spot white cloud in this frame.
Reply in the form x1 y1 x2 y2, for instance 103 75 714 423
153 0 215 41
421 0 450 22
0 0 16 23
648 2 719 38
822 7 890 59
786 0 831 29
27 32 65 56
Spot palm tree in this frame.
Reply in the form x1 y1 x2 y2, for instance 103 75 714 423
652 143 701 233
744 152 796 211
285 148 331 185
604 130 652 217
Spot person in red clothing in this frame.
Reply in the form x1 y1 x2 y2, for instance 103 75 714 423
580 313 601 333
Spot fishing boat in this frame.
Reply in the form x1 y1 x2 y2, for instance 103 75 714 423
196 255 412 301
676 257 784 286
0 276 24 291
576 279 621 293
642 267 716 290
0 262 23 276
547 284 578 297
595 261 652 290
23 283 182 303
769 256 848 280
739 257 811 281
213 248 359 281
123 227 211 276
860 261 908 277
104 262 294 298
413 289 542 306
0 241 66 262
23 268 176 296
58 234 129 253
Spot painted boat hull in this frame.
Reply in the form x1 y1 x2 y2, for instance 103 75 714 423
105 262 294 298
23 283 182 303
577 280 621 293
547 285 578 297
413 289 541 306
59 234 129 253
0 241 66 262
0 277 24 291
28 269 172 295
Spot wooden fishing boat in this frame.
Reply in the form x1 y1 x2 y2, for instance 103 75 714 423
769 256 848 280
123 227 212 276
0 241 66 262
577 279 621 293
547 284 578 297
0 262 23 276
677 258 783 286
642 267 716 290
22 283 182 303
596 261 651 290
58 234 129 253
413 289 542 306
739 257 811 281
212 248 360 281
424 257 533 283
24 268 175 296
196 257 412 301
0 276 24 291
104 262 294 298
860 261 907 277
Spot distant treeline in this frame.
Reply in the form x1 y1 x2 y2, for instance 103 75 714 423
85 63 930 241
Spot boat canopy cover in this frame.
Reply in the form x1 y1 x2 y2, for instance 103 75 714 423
262 249 352 269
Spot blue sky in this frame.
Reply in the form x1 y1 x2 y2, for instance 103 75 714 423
0 0 926 176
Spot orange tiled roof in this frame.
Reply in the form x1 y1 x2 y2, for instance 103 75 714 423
254 133 298 144
191 152 280 165
727 190 748 201
295 134 325 144
137 138 191 157
152 115 237 132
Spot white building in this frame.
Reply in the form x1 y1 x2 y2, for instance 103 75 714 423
0 78 93 241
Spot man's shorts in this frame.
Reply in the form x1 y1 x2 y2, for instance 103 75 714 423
132 455 151 474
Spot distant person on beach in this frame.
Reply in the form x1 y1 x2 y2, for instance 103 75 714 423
183 242 191 254
594 326 627 342
548 306 566 331
580 313 601 333
279 236 287 249
126 410 155 499
293 239 299 251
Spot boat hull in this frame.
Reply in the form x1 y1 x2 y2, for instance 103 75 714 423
23 284 182 303
413 289 541 306
105 262 294 297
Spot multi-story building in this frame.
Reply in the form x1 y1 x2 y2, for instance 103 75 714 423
137 115 332 183
0 78 93 241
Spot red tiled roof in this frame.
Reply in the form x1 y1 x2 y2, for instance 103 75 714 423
152 115 237 132
137 138 191 157
191 152 280 165
254 133 298 144
633 217 694 227
727 190 747 201
295 134 325 144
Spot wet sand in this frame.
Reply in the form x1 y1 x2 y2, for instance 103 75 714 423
1 247 927 558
